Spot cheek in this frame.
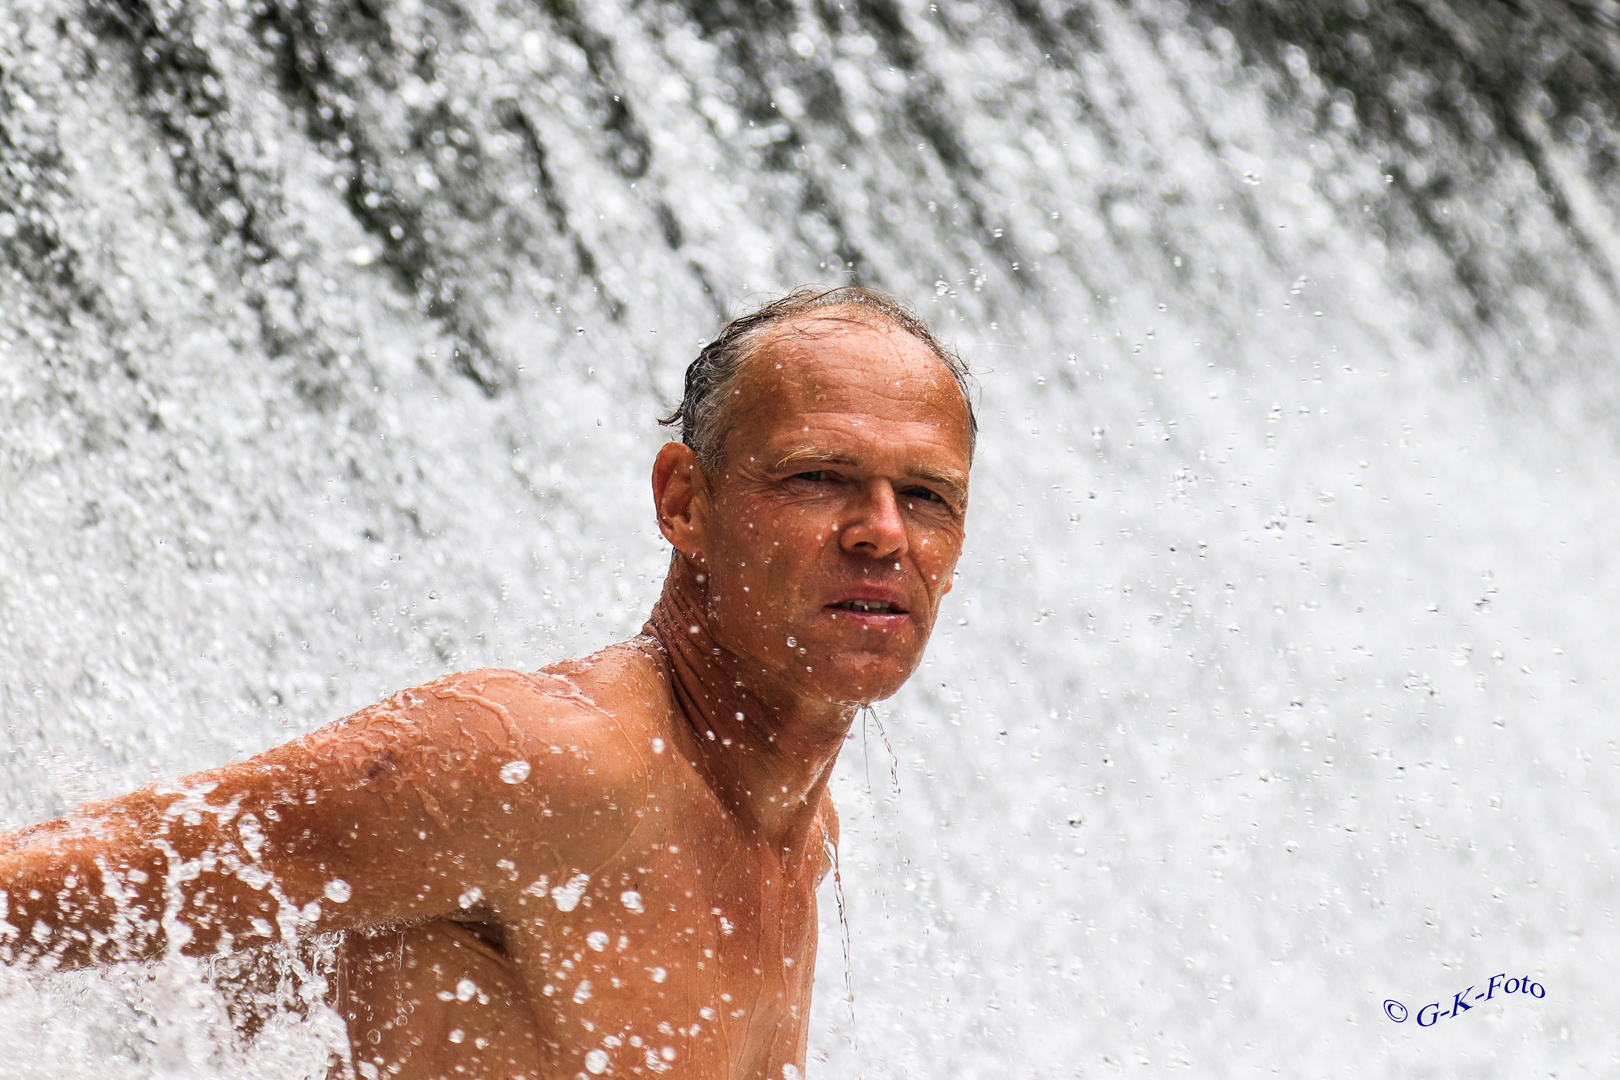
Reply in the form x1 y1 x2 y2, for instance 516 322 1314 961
709 534 802 616
917 532 963 582
753 515 837 576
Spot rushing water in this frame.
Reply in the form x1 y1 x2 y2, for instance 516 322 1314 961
4 0 1620 1074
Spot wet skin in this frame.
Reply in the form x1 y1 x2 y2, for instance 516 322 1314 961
0 314 972 1079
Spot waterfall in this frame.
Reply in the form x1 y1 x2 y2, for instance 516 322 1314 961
2 0 1617 1073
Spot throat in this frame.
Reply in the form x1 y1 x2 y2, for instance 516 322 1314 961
642 592 853 842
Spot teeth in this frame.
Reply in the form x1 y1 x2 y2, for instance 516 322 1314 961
841 600 893 613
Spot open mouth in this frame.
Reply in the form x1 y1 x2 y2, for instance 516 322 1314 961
830 599 907 615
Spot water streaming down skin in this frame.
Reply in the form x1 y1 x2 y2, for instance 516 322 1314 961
2 0 1620 1074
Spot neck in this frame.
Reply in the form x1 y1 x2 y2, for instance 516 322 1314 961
641 557 855 847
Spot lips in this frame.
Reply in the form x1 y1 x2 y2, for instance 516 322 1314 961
824 589 909 618
832 599 903 614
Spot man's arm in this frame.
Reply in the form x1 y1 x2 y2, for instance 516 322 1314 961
0 668 647 969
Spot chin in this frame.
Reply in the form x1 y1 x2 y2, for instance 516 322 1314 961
809 657 916 706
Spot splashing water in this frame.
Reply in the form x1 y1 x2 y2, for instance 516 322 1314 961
859 703 900 799
3 0 1620 1075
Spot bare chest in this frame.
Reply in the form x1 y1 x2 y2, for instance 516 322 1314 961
500 814 824 1078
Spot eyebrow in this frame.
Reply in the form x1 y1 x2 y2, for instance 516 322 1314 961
772 448 970 504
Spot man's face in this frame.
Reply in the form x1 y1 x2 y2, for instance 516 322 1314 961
693 314 972 705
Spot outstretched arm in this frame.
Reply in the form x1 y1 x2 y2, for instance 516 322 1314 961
0 668 643 969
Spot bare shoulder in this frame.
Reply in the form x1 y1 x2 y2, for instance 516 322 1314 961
232 660 663 851
539 637 678 757
361 662 663 804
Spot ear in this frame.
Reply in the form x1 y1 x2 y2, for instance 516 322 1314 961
652 441 710 559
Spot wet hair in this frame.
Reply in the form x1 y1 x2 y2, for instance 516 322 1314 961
659 284 977 472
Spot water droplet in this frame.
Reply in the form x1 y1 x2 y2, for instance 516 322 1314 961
551 872 590 911
456 978 478 1002
500 760 531 784
651 738 665 754
587 930 609 951
620 889 644 913
323 878 352 903
585 1049 609 1074
447 1029 465 1044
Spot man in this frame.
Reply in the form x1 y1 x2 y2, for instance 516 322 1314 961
0 284 976 1079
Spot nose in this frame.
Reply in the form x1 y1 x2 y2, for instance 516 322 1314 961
839 480 908 561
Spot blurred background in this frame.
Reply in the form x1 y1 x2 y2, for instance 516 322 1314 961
2 0 1618 1074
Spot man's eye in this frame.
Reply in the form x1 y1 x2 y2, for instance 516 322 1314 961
903 486 945 503
794 471 831 482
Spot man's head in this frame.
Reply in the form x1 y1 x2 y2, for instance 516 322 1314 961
652 286 975 707
662 286 977 473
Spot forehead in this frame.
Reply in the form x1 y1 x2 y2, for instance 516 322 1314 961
731 314 971 444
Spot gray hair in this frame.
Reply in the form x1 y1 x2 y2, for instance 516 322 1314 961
660 285 977 472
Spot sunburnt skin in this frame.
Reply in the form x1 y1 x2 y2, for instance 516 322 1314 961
0 300 972 1080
